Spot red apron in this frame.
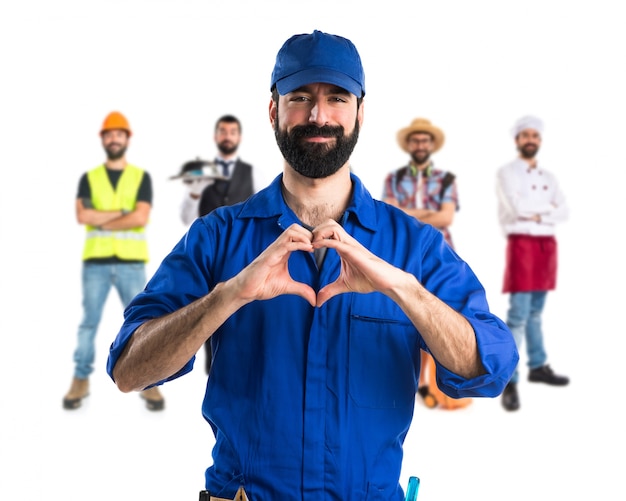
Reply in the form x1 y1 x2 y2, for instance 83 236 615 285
503 234 558 293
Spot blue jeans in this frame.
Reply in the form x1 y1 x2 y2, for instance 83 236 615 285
506 291 548 383
72 262 146 379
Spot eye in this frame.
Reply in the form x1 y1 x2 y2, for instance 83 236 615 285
289 95 311 103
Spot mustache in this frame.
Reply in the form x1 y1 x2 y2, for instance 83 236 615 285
290 124 344 139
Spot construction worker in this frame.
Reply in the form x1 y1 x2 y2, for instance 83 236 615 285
63 111 164 411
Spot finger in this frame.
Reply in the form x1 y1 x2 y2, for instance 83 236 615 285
312 236 351 255
264 227 314 258
284 223 314 242
316 280 346 307
310 220 343 242
253 239 311 269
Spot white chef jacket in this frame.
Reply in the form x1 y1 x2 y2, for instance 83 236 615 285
496 158 569 237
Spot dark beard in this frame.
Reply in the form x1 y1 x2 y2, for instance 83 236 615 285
217 141 238 156
410 151 431 165
274 119 359 179
105 144 127 160
519 144 539 159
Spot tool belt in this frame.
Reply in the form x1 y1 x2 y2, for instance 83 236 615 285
199 486 249 501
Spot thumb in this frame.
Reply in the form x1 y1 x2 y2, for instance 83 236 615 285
316 281 345 307
285 281 317 307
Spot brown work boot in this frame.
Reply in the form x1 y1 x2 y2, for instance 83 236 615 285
140 386 165 411
63 377 89 410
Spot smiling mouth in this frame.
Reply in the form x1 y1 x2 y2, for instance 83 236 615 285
304 136 334 142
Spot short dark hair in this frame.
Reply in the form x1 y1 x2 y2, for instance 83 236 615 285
215 114 241 133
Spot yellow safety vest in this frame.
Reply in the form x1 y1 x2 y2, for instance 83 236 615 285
82 164 149 262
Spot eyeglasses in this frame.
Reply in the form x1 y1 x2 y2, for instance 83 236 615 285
408 137 432 146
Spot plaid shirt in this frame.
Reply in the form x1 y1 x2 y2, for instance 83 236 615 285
383 162 459 247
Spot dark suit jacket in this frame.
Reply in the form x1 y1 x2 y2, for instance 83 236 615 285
198 159 254 217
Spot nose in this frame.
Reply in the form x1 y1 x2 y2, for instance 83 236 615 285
308 100 330 126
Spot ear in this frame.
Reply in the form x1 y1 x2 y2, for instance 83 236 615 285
269 98 278 128
356 98 365 128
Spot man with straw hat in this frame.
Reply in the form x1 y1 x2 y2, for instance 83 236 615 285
383 117 458 247
383 117 467 410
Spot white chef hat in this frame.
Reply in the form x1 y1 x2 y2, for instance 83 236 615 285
511 115 544 138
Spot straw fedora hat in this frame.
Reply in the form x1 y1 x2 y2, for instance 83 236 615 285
396 118 445 153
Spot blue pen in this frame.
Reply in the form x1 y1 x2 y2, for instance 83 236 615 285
405 476 420 501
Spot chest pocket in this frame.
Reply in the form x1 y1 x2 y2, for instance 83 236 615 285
348 294 419 409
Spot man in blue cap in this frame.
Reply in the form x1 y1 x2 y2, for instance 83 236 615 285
107 30 518 500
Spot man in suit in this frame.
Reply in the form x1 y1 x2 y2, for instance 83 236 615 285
199 114 255 374
199 114 254 218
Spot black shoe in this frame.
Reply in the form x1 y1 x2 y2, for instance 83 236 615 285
528 365 569 386
417 386 438 409
501 382 520 411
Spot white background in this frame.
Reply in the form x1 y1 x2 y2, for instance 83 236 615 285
1 1 624 500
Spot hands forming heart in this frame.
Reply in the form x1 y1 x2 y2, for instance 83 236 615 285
235 221 401 308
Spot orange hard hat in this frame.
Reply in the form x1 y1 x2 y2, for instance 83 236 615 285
100 111 132 137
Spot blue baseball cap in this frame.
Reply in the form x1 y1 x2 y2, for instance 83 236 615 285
270 30 365 97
